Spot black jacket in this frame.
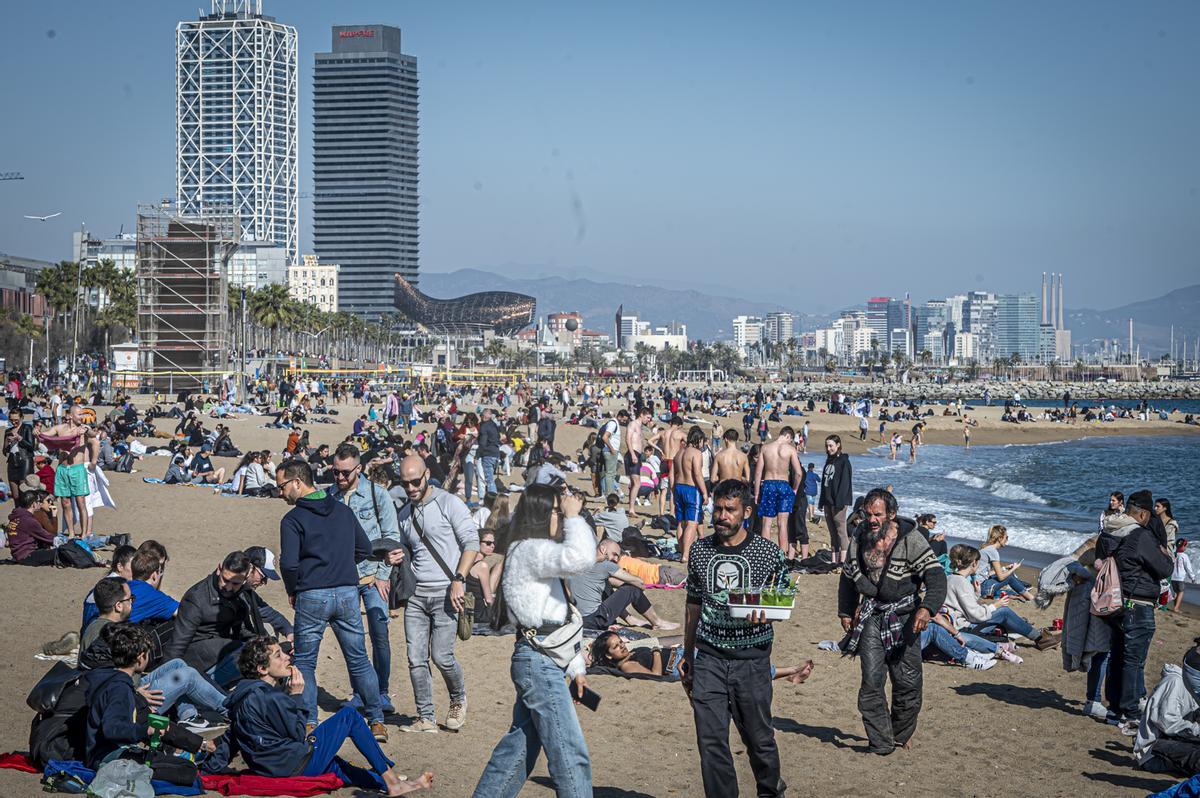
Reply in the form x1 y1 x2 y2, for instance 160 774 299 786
164 573 293 672
477 419 502 459
819 452 853 510
1096 522 1174 602
279 490 371 596
84 668 147 768
210 678 310 777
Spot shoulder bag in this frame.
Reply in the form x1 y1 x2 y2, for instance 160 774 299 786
410 498 476 641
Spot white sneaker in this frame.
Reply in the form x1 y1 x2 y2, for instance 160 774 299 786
997 647 1024 665
963 650 997 670
1082 700 1109 720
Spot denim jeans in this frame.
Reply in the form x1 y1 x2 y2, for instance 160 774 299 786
479 456 499 495
472 640 592 798
358 583 391 697
404 593 465 722
1106 603 1156 719
293 586 382 724
302 705 392 789
979 573 1030 598
463 459 476 502
142 658 226 717
1087 652 1110 703
967 606 1038 641
600 449 620 496
919 623 968 663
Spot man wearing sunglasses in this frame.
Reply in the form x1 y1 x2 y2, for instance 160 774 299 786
329 443 401 715
392 454 479 733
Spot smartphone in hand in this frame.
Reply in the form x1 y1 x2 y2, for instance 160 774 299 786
574 683 601 711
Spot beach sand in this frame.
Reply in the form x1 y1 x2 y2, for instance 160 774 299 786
1 398 1196 797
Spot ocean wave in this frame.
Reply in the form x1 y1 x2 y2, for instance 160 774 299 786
944 469 1049 505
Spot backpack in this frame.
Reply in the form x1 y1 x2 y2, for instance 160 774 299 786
1090 556 1123 616
28 666 90 768
56 540 99 569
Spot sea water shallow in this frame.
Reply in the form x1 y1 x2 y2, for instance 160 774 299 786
834 434 1200 570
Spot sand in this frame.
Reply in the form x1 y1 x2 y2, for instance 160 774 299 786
1 396 1197 797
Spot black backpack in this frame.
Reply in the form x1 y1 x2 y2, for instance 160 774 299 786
28 667 89 768
55 540 98 569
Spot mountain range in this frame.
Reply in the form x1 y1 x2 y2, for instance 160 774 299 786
419 268 1199 356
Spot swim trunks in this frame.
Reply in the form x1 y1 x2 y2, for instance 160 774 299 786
624 451 640 477
673 483 702 523
757 479 795 518
54 462 89 498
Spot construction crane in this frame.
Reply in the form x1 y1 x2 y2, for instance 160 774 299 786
0 172 25 181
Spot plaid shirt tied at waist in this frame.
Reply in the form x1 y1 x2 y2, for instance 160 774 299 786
843 593 919 657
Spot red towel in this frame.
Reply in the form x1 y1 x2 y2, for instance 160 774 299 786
0 752 39 773
200 772 344 797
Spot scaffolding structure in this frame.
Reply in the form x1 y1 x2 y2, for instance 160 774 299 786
136 203 238 391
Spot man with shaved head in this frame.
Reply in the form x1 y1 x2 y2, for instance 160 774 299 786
392 454 480 733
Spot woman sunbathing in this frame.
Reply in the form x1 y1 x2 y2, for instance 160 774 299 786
590 631 814 684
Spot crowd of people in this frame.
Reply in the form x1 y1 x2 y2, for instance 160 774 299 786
2 368 1197 797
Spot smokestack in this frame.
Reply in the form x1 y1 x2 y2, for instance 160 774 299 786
1041 272 1048 325
1057 273 1064 329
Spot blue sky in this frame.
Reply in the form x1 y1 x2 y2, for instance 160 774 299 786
0 1 1196 314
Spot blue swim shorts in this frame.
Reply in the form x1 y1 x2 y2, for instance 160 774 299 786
673 483 702 523
757 479 796 518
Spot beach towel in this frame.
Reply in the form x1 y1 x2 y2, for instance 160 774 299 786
200 772 344 796
41 758 201 796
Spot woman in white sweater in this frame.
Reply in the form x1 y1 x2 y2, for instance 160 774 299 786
946 544 1059 650
472 484 595 798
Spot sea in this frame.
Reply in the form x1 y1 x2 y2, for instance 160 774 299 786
836 434 1200 572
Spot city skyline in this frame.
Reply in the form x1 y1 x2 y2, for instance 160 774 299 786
0 1 1197 315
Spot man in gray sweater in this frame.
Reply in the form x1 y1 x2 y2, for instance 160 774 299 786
394 454 479 733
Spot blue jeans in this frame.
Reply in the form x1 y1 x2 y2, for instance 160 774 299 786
1106 603 1156 719
206 646 244 689
472 641 592 798
142 658 226 717
293 586 382 724
357 582 391 697
967 606 1038 641
479 456 499 495
464 460 476 502
404 593 465 722
302 705 392 789
1087 652 1110 703
919 623 968 663
979 574 1030 598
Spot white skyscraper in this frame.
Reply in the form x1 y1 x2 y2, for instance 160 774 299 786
177 1 299 266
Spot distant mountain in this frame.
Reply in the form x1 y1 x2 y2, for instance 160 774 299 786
1067 284 1200 357
418 268 831 340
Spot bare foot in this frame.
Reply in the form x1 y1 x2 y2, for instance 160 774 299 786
653 620 681 632
899 738 914 750
625 617 651 628
386 771 434 795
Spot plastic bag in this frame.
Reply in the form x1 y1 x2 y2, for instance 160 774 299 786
89 758 154 798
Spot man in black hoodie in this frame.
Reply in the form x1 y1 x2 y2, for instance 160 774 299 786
1096 489 1175 734
213 635 431 794
276 459 385 741
819 434 854 564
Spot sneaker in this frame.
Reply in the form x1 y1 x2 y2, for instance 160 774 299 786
445 699 467 731
370 721 388 743
41 631 80 657
179 717 210 732
401 718 439 733
963 650 997 670
1082 700 1109 720
108 533 131 548
1118 719 1140 737
380 695 396 715
1104 711 1124 726
996 647 1024 665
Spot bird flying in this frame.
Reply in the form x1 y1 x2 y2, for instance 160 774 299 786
24 212 62 221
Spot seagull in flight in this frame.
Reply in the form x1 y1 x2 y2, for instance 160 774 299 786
24 212 62 221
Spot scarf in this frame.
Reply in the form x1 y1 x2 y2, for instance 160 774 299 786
843 593 918 657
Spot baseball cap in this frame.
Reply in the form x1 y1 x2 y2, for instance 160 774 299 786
245 546 280 580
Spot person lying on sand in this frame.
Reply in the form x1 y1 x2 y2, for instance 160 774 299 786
590 631 815 684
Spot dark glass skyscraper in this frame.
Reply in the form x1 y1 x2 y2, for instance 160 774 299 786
313 25 418 320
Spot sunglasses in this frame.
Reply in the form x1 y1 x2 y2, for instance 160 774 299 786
331 467 359 478
481 539 496 546
399 476 425 488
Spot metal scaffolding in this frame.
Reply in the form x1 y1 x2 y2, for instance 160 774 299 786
136 203 238 391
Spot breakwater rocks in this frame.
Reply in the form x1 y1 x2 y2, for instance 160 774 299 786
713 380 1200 402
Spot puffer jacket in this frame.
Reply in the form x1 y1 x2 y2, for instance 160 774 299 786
1096 513 1174 602
1134 664 1200 765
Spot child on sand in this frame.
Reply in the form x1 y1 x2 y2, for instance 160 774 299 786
1172 540 1196 613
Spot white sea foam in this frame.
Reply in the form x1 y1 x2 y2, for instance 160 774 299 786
989 481 1050 505
945 469 989 490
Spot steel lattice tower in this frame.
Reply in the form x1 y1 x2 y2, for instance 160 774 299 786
176 1 298 267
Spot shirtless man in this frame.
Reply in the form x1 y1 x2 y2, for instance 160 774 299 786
672 426 708 563
753 425 802 558
660 416 686 514
39 403 99 538
712 428 750 483
624 406 660 516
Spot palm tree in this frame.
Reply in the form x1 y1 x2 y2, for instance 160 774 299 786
919 349 933 369
248 283 294 373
